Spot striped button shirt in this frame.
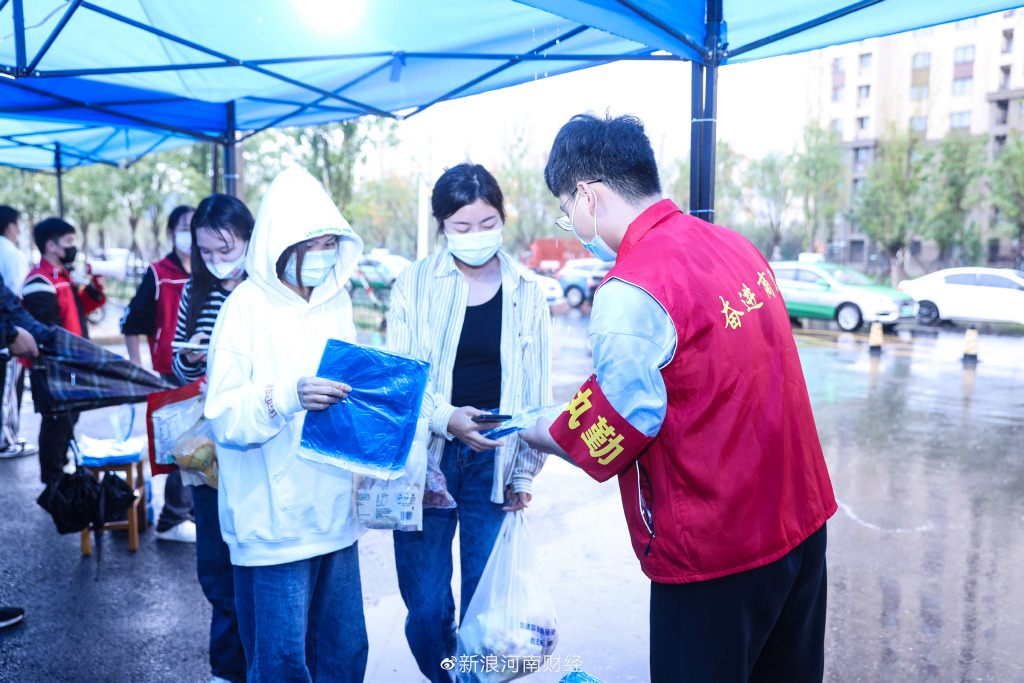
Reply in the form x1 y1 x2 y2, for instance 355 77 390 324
388 249 552 503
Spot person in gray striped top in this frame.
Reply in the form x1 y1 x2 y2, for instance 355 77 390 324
388 163 552 683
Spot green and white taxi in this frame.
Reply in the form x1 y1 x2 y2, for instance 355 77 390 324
771 260 917 332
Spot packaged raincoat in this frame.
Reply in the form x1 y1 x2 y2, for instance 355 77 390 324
204 168 366 567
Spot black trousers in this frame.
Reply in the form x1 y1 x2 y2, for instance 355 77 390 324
38 411 79 485
649 524 828 683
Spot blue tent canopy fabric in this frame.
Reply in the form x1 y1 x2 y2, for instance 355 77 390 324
1 0 1021 212
0 0 665 168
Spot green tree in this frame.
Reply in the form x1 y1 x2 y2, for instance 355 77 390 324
346 172 418 257
852 127 932 284
64 164 118 257
291 119 397 212
926 131 986 268
747 151 794 258
113 156 171 259
793 124 845 254
495 128 552 258
989 131 1024 269
0 165 57 229
714 140 745 228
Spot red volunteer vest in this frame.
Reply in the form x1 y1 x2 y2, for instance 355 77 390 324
551 199 836 584
23 263 103 337
148 256 189 375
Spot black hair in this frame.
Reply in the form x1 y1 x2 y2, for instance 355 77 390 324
431 163 506 235
33 217 75 254
544 113 662 205
166 205 195 235
0 206 18 235
184 194 254 339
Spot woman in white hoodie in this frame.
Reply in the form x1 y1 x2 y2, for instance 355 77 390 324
205 168 367 682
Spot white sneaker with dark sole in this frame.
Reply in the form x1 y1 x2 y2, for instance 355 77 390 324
156 520 197 543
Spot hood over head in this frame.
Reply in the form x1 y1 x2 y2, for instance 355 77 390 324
246 167 363 305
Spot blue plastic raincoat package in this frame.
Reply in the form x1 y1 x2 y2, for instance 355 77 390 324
299 340 430 479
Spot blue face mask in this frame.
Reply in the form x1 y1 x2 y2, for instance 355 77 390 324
569 192 617 262
284 248 338 288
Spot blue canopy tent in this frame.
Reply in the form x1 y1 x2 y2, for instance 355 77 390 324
1 0 1022 218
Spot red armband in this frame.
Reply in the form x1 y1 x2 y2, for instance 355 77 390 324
549 374 653 483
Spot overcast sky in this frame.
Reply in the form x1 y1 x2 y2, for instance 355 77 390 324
381 52 810 184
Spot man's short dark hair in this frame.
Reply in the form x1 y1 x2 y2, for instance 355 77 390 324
34 218 75 253
0 206 18 232
544 113 661 205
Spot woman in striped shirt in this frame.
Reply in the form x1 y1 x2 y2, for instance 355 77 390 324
388 163 552 683
173 193 254 683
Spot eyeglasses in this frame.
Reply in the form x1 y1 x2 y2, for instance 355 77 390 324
555 179 603 231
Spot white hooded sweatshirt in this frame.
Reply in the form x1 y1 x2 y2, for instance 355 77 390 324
205 168 365 567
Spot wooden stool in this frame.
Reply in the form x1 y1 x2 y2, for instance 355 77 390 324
80 459 147 554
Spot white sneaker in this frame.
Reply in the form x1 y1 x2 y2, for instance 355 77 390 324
156 520 197 543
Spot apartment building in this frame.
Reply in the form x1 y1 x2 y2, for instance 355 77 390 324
807 9 1021 271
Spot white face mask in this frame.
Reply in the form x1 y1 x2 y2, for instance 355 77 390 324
206 253 246 280
284 248 338 288
445 226 503 267
173 231 192 254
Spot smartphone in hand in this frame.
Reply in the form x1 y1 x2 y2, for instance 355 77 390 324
471 414 512 423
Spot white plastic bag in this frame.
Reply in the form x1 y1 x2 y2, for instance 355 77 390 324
456 511 558 682
354 419 428 531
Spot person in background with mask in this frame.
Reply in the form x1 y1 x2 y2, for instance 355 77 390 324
205 169 369 682
0 206 35 459
120 205 197 543
21 217 105 485
121 204 194 379
387 163 552 683
171 194 253 683
520 114 836 683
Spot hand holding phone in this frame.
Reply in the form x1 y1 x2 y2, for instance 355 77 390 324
471 414 512 423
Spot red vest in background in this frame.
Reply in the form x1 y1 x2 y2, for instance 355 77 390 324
603 199 836 584
148 256 189 375
23 263 101 338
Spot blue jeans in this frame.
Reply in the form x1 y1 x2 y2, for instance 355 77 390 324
233 544 367 683
393 439 507 683
192 484 246 683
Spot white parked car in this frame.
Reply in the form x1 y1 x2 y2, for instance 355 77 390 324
898 267 1024 326
534 273 568 313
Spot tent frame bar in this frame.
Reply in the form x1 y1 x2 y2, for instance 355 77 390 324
239 60 395 142
1 78 221 144
404 25 591 120
12 0 26 73
76 2 392 119
0 134 117 166
32 50 678 79
726 0 887 59
689 0 723 221
614 0 708 58
25 0 83 75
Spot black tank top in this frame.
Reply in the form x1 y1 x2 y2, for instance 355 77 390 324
450 286 502 409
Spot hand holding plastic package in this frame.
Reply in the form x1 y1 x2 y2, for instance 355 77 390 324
456 511 558 682
299 340 430 479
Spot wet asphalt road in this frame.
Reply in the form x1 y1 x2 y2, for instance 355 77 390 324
0 312 1022 682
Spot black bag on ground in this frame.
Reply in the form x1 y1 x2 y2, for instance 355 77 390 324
36 469 101 534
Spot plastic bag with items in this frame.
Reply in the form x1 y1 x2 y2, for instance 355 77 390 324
354 418 428 531
299 340 430 479
456 511 558 682
171 417 218 488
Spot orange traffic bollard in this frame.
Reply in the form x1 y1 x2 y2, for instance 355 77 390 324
962 324 979 364
868 322 883 355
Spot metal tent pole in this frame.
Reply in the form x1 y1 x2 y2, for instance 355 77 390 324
55 143 65 219
224 102 238 198
689 61 704 214
211 141 219 194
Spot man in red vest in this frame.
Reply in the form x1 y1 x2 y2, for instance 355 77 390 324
522 114 836 682
120 204 196 543
22 218 105 484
